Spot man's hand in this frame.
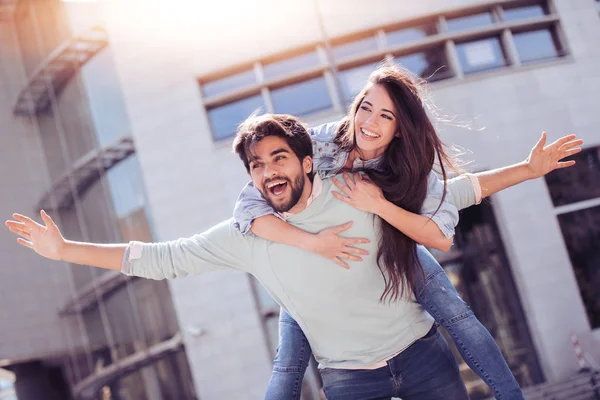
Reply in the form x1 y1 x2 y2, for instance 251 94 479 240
526 132 583 179
5 210 65 260
308 222 370 269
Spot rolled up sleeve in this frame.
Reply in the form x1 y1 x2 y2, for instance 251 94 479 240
422 171 460 238
121 219 254 280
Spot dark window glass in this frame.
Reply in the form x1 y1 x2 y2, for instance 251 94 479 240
545 146 600 206
386 24 436 47
513 29 561 64
202 69 256 98
332 36 378 61
263 51 321 80
503 4 547 21
597 0 600 10
271 77 332 116
456 37 507 74
339 62 380 103
557 205 600 329
395 46 452 81
208 95 265 140
446 12 495 32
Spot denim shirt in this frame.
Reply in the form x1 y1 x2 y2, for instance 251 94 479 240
233 121 476 237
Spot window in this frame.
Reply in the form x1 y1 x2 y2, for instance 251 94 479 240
597 0 600 10
545 147 600 207
339 62 381 103
456 37 507 74
271 77 332 116
386 23 436 47
198 0 566 141
207 95 265 140
263 51 321 80
513 29 562 64
332 36 378 61
503 4 547 21
557 206 600 329
446 12 495 32
202 69 256 98
395 46 452 81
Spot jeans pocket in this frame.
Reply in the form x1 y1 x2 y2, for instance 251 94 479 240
417 324 440 342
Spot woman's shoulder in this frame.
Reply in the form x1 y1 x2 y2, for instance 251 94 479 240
308 121 341 143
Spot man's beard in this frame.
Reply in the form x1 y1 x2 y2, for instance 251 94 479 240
263 174 305 213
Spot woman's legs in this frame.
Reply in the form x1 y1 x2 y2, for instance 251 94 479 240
414 246 524 400
264 309 312 400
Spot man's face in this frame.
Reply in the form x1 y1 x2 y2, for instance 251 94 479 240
247 136 312 213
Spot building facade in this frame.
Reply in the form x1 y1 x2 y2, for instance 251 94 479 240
1 0 599 399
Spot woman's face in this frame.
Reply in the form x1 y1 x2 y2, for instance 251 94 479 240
353 84 399 160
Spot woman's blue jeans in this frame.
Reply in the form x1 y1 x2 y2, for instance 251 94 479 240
264 246 524 400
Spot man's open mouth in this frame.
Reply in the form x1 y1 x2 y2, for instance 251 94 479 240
266 179 289 196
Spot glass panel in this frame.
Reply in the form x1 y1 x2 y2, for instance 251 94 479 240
456 37 507 74
545 146 600 206
513 29 560 64
263 51 321 80
208 94 265 140
597 0 600 10
503 4 546 21
202 69 256 98
557 205 600 329
386 24 437 47
332 36 378 61
395 46 453 81
339 62 380 103
446 12 495 32
271 76 332 116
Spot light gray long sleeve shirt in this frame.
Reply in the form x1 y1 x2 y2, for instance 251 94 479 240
123 175 478 368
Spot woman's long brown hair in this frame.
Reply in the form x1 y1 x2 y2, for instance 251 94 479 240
335 65 460 302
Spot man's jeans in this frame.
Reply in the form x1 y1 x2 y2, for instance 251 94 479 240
321 325 468 399
264 246 524 400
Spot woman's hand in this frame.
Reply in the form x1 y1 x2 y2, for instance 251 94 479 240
332 172 386 215
525 132 583 178
307 222 370 269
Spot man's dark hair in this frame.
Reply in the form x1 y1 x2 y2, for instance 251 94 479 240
232 113 314 175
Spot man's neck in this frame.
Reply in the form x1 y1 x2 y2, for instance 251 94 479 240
286 177 314 214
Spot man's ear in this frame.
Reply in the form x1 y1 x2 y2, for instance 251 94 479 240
303 156 313 175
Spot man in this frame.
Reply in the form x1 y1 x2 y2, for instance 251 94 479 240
6 114 475 398
4 114 582 399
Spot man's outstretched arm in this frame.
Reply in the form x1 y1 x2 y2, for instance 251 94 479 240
5 210 125 271
5 210 253 280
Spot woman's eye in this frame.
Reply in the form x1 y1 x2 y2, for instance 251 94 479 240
382 114 393 120
360 105 371 112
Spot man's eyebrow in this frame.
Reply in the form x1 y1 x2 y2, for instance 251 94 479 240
270 148 290 156
363 101 396 118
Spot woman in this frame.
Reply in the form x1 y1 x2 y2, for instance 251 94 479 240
233 65 580 399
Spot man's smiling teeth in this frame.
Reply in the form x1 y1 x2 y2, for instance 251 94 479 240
267 180 287 189
361 128 380 138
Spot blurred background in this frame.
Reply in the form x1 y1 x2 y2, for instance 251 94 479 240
0 0 599 399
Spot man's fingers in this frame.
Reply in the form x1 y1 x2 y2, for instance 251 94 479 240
16 238 33 249
333 257 349 269
332 178 351 196
5 221 27 230
8 227 30 239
